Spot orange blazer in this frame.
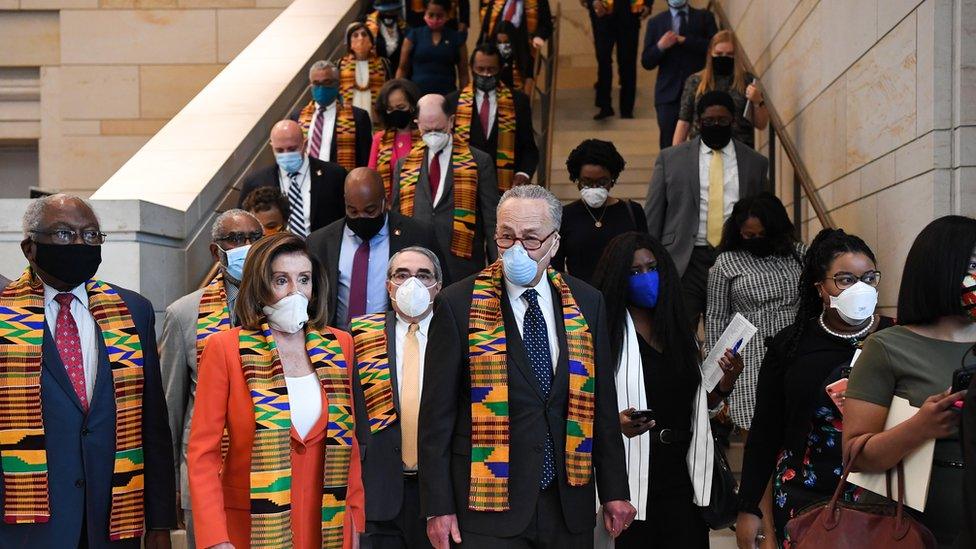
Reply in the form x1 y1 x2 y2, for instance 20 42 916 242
188 327 365 549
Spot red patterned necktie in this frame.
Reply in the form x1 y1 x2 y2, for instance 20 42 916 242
479 94 492 139
503 0 518 22
54 292 89 411
429 150 442 201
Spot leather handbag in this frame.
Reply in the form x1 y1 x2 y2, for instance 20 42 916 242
701 436 738 530
785 434 937 548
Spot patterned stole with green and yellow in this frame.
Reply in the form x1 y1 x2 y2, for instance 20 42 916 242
376 128 420 202
467 261 595 511
298 100 358 171
482 0 540 36
604 0 645 13
350 313 398 433
397 139 478 259
196 273 230 362
0 268 146 540
454 83 517 192
240 323 354 548
338 53 387 107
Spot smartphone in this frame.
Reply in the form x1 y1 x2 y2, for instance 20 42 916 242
825 378 849 413
628 409 655 422
952 367 974 394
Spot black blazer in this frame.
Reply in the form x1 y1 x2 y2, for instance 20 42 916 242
640 7 717 105
238 157 347 233
447 88 539 178
288 102 373 168
418 273 629 537
305 211 448 326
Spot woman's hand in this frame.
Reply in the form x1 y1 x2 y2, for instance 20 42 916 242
910 389 967 439
619 408 654 438
734 512 762 549
746 82 764 105
718 349 745 394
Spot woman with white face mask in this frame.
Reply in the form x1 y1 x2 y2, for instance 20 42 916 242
188 232 365 549
551 139 648 284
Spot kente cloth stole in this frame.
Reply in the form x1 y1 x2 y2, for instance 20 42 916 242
482 0 539 36
240 324 354 548
0 269 146 540
397 140 478 259
376 128 420 202
298 101 358 171
454 84 517 191
350 313 397 434
339 54 386 104
196 273 230 363
467 262 595 511
604 0 645 13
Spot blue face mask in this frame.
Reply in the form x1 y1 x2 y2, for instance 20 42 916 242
275 151 304 174
628 270 660 309
312 85 339 106
219 244 251 284
667 0 687 8
502 243 543 286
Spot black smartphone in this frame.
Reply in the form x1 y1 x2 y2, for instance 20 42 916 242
628 409 655 422
952 367 974 394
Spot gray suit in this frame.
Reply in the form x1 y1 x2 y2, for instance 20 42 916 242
392 144 500 281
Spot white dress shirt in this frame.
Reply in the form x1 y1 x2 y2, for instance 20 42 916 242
429 138 452 208
695 139 739 246
278 155 312 236
285 373 322 440
501 0 524 28
379 22 399 57
504 274 560 371
475 89 498 136
44 283 98 401
394 312 432 401
352 60 373 115
307 101 338 161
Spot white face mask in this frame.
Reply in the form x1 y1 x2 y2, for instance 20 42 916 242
580 187 609 208
422 130 450 153
262 293 310 334
393 277 433 319
829 281 878 325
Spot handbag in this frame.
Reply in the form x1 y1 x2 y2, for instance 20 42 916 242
701 435 738 530
785 433 937 548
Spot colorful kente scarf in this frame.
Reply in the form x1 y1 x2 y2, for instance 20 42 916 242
240 323 354 548
0 268 145 540
604 0 645 13
482 0 540 37
350 313 397 434
397 140 478 259
454 83 517 192
196 273 230 363
467 262 595 511
338 54 387 106
298 100 358 171
376 128 420 202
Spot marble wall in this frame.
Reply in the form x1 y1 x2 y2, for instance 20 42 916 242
721 0 975 310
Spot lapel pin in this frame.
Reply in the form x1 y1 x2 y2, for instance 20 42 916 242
394 228 402 236
316 169 322 176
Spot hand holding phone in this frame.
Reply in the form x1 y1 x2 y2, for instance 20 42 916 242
826 378 849 414
951 367 974 409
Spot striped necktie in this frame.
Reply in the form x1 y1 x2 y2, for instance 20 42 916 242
286 171 309 238
308 107 325 159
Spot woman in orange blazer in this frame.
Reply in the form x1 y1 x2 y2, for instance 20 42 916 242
188 232 365 549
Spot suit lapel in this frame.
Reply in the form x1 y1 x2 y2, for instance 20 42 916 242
500 289 547 402
418 150 434 207
308 164 322 229
385 310 402 412
547 280 570 404
733 140 756 196
42 326 93 414
388 212 404 255
686 138 704 226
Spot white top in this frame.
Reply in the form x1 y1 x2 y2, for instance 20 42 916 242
352 60 373 117
696 139 740 246
474 89 497 136
44 283 98 401
429 138 452 208
379 22 399 56
394 313 432 400
285 373 323 440
306 101 338 161
504 273 559 371
278 155 312 236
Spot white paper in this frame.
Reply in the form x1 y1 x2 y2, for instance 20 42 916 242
848 396 934 512
592 508 615 549
702 313 758 392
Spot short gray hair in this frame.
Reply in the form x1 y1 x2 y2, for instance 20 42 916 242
22 193 97 238
387 246 443 283
497 184 563 231
211 209 260 241
309 59 336 79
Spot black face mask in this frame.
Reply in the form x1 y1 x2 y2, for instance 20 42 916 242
474 74 499 92
712 56 734 77
33 242 102 288
384 109 412 130
700 122 733 150
346 213 386 241
740 237 775 258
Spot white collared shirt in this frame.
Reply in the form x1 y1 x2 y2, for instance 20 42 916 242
394 312 432 401
44 283 98 401
474 88 498 136
307 101 338 161
379 21 399 56
504 274 560 371
429 138 452 208
696 139 739 246
502 0 524 27
278 155 312 235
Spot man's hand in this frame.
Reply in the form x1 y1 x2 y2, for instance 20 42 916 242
144 530 172 549
532 36 546 50
602 500 637 538
427 514 462 549
513 173 532 186
657 30 679 50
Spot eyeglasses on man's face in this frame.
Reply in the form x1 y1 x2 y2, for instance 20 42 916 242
215 231 264 247
495 229 557 251
390 271 438 287
31 229 106 246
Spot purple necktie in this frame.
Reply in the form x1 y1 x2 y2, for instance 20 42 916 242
347 239 370 322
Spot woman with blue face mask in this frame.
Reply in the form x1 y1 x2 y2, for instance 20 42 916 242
591 231 742 548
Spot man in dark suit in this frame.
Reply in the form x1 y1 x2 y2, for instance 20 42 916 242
644 91 768 327
420 184 635 548
307 167 445 329
238 119 347 238
448 43 539 188
351 246 444 549
0 194 175 548
288 60 372 170
641 0 716 150
479 0 553 52
586 0 651 120
392 94 500 281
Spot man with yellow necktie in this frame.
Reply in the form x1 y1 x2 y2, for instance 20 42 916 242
349 246 444 549
644 90 769 328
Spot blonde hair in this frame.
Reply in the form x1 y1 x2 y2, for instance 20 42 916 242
695 30 748 99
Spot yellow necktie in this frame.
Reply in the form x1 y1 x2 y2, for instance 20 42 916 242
400 323 420 469
707 149 725 247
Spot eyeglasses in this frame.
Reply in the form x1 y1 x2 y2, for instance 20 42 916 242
31 229 106 246
575 177 614 189
701 117 733 128
215 231 264 246
827 271 882 290
390 271 438 286
495 229 557 251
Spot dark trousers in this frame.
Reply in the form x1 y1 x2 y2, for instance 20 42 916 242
591 8 640 115
614 490 709 549
655 100 681 151
363 475 433 549
681 245 718 330
458 487 590 548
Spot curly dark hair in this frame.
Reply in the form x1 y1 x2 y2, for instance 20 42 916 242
565 139 627 182
241 186 290 222
718 192 800 259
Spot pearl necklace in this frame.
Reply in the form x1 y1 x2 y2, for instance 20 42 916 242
819 312 876 342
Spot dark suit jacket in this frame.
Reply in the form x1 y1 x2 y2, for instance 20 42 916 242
418 272 629 537
0 285 176 549
644 137 768 276
641 7 717 105
306 211 447 327
961 377 976 548
288 102 373 169
391 145 499 281
238 157 347 233
479 0 553 42
446 87 539 178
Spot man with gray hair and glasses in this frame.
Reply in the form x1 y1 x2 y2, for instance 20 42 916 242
290 59 373 169
159 208 263 547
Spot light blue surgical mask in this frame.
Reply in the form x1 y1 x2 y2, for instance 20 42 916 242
218 244 251 284
312 85 339 106
275 151 304 174
502 240 556 287
667 0 687 8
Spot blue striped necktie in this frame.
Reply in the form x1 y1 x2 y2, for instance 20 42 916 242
286 171 308 238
